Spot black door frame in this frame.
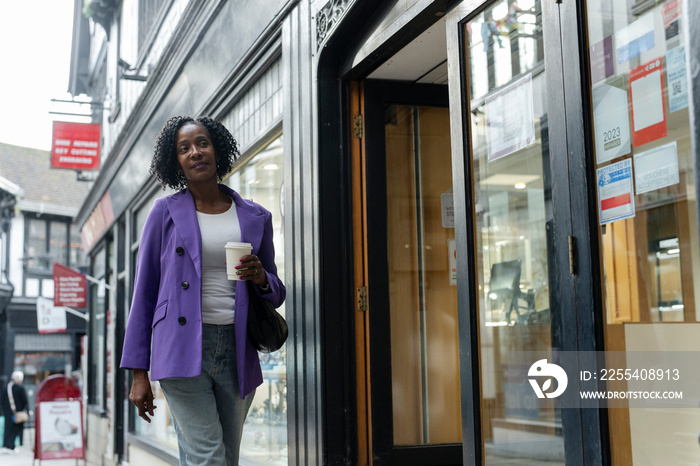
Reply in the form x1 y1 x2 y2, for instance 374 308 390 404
445 0 607 464
557 0 610 462
363 79 461 466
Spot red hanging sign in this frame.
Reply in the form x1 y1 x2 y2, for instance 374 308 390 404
53 263 87 308
51 121 101 170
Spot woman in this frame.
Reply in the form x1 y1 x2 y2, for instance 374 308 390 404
120 116 285 465
1 371 28 453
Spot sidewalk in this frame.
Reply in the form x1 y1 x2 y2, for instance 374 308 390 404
0 429 87 466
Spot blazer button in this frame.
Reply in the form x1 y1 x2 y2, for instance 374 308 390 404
178 317 186 325
181 281 189 289
176 247 184 255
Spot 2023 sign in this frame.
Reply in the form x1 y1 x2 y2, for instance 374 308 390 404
602 126 621 142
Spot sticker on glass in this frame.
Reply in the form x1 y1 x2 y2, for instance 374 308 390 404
593 75 631 164
448 239 457 286
634 141 679 194
629 58 667 147
662 0 682 41
590 36 614 85
597 159 635 225
666 46 688 113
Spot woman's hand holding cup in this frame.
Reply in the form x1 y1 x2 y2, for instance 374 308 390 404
235 255 268 287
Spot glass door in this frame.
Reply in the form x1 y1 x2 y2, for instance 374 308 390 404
463 0 565 463
362 81 462 464
452 0 602 462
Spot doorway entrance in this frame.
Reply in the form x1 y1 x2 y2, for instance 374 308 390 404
334 0 699 464
353 0 601 464
355 80 461 465
349 1 574 462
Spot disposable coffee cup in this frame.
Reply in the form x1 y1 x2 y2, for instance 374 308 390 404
225 242 253 280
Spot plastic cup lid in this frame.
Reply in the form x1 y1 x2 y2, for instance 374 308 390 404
225 242 252 248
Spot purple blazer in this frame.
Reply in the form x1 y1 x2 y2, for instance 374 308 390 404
120 184 285 398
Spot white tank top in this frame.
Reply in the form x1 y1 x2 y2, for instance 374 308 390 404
195 202 241 324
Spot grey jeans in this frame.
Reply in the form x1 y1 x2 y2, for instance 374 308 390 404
160 324 255 465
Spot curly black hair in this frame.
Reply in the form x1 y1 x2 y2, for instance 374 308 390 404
149 115 239 190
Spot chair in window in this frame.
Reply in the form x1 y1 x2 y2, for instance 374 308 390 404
488 259 535 324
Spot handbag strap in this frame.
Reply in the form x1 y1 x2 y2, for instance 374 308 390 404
7 382 17 414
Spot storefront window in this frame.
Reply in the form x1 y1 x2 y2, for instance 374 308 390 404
25 217 81 271
89 244 108 410
227 135 287 464
50 222 68 266
26 218 48 270
131 190 178 449
586 0 698 464
70 224 87 269
24 216 85 297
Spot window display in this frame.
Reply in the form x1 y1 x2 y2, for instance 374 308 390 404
587 0 700 464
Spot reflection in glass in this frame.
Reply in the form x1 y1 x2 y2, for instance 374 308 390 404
466 0 563 463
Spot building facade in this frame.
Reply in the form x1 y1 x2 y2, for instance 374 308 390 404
0 143 90 425
0 175 20 379
70 0 700 464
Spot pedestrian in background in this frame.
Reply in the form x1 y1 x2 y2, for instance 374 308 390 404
121 115 285 465
1 371 29 453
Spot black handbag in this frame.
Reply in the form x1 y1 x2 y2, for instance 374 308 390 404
246 281 288 353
